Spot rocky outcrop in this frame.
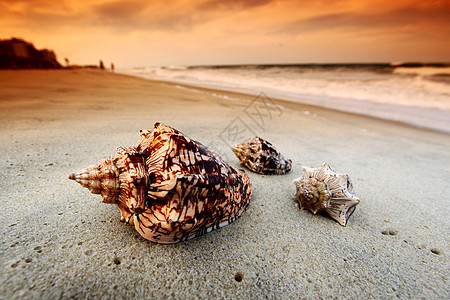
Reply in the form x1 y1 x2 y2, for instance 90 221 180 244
0 38 61 69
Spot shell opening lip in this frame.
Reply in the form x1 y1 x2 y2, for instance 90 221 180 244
68 173 76 180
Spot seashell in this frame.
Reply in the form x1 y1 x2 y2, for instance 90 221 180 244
69 122 252 244
292 162 360 226
232 137 292 175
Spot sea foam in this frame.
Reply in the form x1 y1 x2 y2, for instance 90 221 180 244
121 64 450 133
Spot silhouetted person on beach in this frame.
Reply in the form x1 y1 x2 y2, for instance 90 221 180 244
111 63 115 72
99 60 105 70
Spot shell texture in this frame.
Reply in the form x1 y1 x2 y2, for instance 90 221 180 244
69 123 252 244
232 137 292 175
293 162 360 226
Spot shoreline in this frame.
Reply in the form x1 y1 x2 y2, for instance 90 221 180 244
119 71 450 135
0 69 448 298
119 70 450 135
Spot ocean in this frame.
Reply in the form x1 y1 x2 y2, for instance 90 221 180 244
120 63 450 133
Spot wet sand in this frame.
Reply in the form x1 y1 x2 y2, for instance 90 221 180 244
0 69 448 298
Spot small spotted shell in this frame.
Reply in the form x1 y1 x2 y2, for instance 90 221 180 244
293 162 360 226
232 137 292 175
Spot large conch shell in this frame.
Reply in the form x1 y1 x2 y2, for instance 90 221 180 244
293 163 360 226
232 137 292 175
69 123 252 244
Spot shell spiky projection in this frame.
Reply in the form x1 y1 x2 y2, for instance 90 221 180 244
292 163 360 226
69 123 252 244
232 137 292 175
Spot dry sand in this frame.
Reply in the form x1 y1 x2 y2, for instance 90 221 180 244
0 69 448 298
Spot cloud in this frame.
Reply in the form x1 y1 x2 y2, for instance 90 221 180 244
0 0 90 33
91 0 276 32
1 0 449 65
95 0 148 21
92 0 167 30
275 1 450 35
90 0 220 31
199 0 273 10
1 0 277 34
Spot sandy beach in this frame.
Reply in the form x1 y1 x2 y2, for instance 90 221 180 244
0 69 448 298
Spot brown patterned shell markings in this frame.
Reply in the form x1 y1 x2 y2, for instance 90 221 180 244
232 137 292 175
69 123 252 244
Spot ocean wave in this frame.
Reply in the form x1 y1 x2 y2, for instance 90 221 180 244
120 64 450 133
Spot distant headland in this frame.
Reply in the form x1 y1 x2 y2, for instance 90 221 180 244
0 38 114 70
0 38 62 69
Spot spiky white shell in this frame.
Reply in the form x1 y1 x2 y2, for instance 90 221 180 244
293 162 360 226
69 123 252 243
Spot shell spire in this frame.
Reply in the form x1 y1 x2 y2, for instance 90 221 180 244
293 163 360 226
68 157 120 204
69 122 252 243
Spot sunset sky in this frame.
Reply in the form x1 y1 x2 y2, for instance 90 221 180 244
1 0 450 68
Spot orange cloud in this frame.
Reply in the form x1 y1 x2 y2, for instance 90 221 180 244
1 0 449 66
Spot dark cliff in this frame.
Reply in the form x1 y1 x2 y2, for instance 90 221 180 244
0 38 62 69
